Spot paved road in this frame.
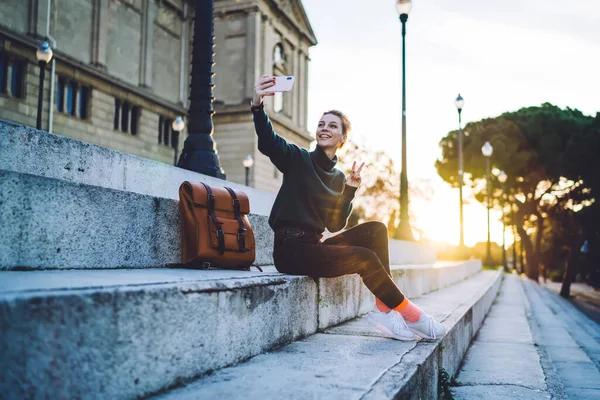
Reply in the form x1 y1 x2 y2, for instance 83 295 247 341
544 281 600 326
451 273 600 400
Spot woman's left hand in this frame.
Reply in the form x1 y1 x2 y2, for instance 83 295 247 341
347 161 365 187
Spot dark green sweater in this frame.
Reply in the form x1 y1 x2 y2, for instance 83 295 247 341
252 104 357 233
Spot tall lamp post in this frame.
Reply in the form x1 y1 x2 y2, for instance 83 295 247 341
498 170 508 271
242 154 254 186
482 141 494 266
455 94 465 248
171 116 185 167
177 0 226 179
36 40 53 130
395 0 414 241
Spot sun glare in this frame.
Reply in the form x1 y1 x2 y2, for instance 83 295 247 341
411 182 512 248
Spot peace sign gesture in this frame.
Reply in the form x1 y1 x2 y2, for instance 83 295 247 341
347 161 365 187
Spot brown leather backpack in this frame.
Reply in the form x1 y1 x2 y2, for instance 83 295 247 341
178 181 257 270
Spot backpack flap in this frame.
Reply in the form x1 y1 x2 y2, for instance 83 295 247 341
178 181 255 268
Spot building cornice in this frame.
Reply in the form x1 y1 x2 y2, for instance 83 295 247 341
216 0 317 47
264 0 317 46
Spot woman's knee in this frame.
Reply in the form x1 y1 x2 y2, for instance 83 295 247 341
353 248 384 272
363 221 388 242
360 221 386 231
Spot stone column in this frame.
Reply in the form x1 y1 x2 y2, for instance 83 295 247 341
285 41 294 118
299 51 308 129
293 47 301 126
91 0 109 68
28 0 50 39
244 9 260 104
139 0 156 88
179 2 189 107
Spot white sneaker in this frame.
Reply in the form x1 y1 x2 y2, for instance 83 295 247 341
406 312 446 340
364 310 417 341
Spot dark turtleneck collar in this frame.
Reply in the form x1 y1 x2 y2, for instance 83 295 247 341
311 145 337 171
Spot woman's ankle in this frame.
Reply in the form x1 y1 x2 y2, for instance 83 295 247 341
375 297 392 312
394 298 422 323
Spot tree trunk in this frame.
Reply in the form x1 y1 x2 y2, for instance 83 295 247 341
516 223 539 281
535 215 545 283
560 237 584 298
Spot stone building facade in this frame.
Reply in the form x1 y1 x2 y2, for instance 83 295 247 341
0 0 316 193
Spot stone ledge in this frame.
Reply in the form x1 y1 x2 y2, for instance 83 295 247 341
0 169 274 269
0 263 483 399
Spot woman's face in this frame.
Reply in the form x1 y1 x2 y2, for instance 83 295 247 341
316 114 345 150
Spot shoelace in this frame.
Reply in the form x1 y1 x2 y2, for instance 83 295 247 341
426 315 437 340
391 312 410 336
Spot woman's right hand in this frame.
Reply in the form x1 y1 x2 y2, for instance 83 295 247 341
253 75 276 106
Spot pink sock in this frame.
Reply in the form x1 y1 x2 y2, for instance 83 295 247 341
394 298 422 323
376 297 392 312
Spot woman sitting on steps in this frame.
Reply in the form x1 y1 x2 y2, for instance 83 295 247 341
251 74 445 341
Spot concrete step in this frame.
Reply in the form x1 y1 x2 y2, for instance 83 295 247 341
0 261 483 400
149 270 503 400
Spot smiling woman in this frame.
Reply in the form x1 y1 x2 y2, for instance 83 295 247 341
249 73 447 342
317 109 351 152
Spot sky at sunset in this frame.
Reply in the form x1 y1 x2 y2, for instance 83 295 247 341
299 0 600 246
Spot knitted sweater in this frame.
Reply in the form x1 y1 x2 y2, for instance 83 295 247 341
252 104 357 233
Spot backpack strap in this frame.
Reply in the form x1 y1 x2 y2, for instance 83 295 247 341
224 186 247 253
251 263 263 272
201 183 225 255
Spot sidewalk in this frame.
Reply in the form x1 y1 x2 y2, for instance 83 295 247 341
543 281 600 325
451 273 600 400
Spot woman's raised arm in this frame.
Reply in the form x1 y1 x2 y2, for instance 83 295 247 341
252 74 300 173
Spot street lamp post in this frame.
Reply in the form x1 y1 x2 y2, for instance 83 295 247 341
242 154 254 186
36 40 53 130
455 94 465 249
177 0 226 179
498 170 508 271
482 141 494 266
395 0 414 241
171 116 185 167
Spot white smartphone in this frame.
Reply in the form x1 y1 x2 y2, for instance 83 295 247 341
267 76 295 93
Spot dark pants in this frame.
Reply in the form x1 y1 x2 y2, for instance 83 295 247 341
273 221 405 309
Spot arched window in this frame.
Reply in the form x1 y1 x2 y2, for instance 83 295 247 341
272 43 287 114
274 43 285 66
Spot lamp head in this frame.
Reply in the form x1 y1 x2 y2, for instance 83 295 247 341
481 141 493 157
455 94 464 110
498 171 507 183
395 0 412 16
242 154 254 168
172 116 185 132
36 40 53 64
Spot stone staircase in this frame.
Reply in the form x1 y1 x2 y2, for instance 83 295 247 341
0 121 502 399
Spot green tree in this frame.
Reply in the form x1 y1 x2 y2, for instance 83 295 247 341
436 103 597 281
